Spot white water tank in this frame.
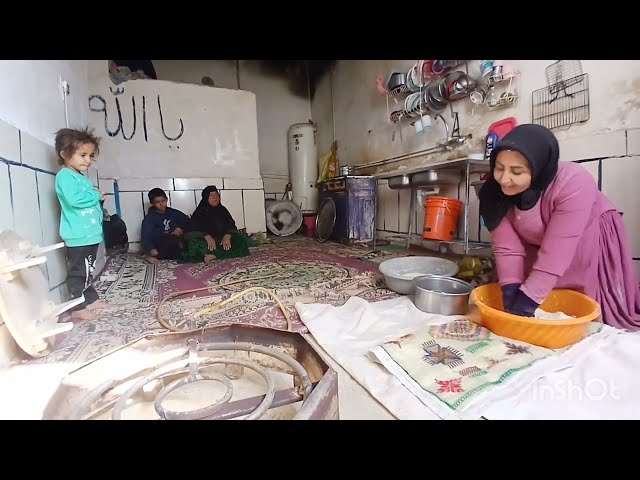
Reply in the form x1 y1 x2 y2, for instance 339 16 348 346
287 123 318 213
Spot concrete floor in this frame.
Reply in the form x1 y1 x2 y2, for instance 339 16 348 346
302 334 396 420
0 237 478 420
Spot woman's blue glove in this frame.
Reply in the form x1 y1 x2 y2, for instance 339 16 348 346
501 283 521 310
507 290 539 317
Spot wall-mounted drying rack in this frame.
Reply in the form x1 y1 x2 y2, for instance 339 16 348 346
382 60 473 129
470 63 521 113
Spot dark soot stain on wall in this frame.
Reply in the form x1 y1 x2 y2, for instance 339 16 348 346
257 60 337 99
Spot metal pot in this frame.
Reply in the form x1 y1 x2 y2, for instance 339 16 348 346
386 72 406 94
412 275 472 315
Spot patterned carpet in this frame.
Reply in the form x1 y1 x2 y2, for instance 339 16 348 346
39 237 416 365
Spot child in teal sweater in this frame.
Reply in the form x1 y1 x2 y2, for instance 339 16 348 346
54 127 107 321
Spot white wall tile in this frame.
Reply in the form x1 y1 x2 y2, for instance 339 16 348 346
49 285 62 304
414 197 425 235
37 172 61 246
174 178 223 190
142 191 153 214
169 190 197 216
577 160 600 186
559 130 626 162
263 177 289 194
97 178 115 194
103 195 116 217
20 131 58 172
117 178 174 192
243 189 266 233
87 166 99 187
223 178 263 190
375 181 385 230
627 129 640 156
118 192 145 243
459 174 481 243
0 120 20 162
0 164 13 232
128 242 142 253
45 248 67 289
601 155 640 257
378 182 398 232
222 190 245 230
49 284 69 305
38 261 49 285
10 166 43 245
398 189 411 236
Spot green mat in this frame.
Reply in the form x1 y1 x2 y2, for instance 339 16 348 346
180 232 250 263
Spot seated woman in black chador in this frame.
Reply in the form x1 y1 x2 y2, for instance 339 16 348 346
182 185 250 263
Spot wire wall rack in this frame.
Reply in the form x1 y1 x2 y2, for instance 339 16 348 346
531 73 590 130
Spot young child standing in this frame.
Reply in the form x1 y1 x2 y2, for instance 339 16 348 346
54 127 107 321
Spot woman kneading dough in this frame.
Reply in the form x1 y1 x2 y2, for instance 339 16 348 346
479 124 640 331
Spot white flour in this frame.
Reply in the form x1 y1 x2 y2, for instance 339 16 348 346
534 308 574 321
397 272 428 280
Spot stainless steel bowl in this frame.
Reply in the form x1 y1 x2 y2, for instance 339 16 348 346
379 256 459 295
412 275 472 315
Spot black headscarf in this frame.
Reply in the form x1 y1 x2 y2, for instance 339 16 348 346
185 185 238 240
478 124 560 232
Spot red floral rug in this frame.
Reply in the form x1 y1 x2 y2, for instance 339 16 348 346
41 238 409 364
156 240 399 333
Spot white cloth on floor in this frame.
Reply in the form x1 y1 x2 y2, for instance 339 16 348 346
470 328 640 419
295 296 640 420
295 296 466 420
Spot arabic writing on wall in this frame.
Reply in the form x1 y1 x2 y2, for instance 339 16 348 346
88 86 185 143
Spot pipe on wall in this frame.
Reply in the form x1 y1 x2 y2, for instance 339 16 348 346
352 145 447 171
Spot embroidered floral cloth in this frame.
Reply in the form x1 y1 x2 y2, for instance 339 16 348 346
371 319 602 411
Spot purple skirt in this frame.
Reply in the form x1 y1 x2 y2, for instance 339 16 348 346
596 211 640 331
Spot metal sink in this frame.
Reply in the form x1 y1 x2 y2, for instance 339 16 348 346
412 169 460 187
388 174 411 189
388 170 460 190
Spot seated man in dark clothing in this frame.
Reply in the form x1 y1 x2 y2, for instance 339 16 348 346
141 188 189 264
182 185 249 263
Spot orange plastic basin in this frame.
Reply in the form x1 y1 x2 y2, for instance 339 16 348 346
470 283 602 349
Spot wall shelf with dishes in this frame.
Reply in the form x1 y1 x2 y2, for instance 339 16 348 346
470 61 521 112
379 60 477 135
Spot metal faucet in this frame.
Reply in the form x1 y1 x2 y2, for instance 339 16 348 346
435 112 471 149
435 114 449 140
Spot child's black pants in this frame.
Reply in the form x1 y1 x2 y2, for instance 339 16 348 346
66 244 99 311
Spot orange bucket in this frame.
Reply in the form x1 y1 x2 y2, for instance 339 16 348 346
470 283 602 349
422 196 463 241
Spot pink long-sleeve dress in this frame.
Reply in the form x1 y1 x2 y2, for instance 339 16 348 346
491 161 640 331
